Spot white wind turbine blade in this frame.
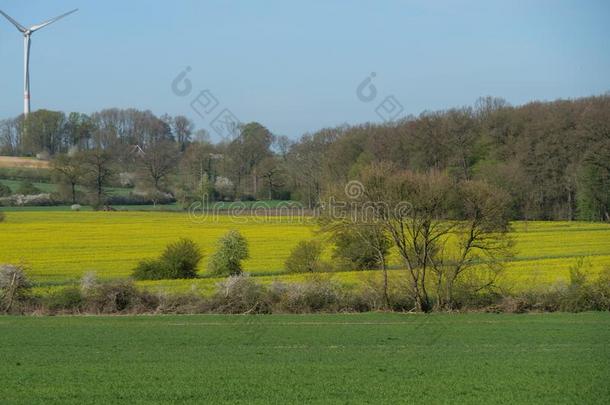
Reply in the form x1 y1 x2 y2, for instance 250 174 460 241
0 10 27 33
30 8 78 32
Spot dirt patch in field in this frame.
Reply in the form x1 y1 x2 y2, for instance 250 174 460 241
0 156 50 169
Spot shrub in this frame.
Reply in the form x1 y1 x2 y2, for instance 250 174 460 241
155 291 210 314
75 273 159 314
356 274 417 311
0 183 11 197
332 227 390 270
82 280 141 313
132 259 169 280
559 264 591 312
208 230 249 276
80 271 99 292
546 263 610 312
0 211 4 223
592 267 610 311
132 239 203 280
160 239 203 278
285 240 325 273
43 287 83 312
485 264 610 313
0 264 31 312
269 277 342 313
213 274 267 313
16 180 41 196
0 265 31 291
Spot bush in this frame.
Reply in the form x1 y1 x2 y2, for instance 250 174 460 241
31 274 161 314
80 271 98 292
592 267 610 311
160 239 203 278
556 260 610 312
0 183 11 197
333 225 391 270
82 279 142 313
212 274 267 313
16 180 41 196
332 227 390 270
358 273 416 311
482 264 610 313
0 265 31 290
269 277 342 313
0 211 4 223
132 259 168 280
0 264 31 312
132 239 203 280
43 287 83 312
285 240 326 273
208 230 249 276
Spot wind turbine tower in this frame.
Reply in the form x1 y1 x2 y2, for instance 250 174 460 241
0 9 78 116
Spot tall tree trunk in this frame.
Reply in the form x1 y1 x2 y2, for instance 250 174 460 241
268 178 273 200
381 254 389 309
568 189 574 221
71 182 76 205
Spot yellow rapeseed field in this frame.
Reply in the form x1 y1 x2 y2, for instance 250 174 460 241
1 212 609 292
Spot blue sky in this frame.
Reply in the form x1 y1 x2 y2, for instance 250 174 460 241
1 0 609 139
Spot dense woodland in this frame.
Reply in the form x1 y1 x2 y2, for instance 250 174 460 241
0 94 609 221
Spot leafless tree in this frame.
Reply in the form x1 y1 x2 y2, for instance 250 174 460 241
51 153 84 204
172 115 194 151
81 148 115 207
359 163 513 311
257 156 285 200
137 140 179 192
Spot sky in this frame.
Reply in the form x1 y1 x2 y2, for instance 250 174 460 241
0 0 609 139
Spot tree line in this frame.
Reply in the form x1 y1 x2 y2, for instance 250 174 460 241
0 94 608 220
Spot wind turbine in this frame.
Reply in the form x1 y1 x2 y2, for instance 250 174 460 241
0 8 78 116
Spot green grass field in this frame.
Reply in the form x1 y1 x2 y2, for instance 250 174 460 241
0 179 132 197
0 199 296 212
0 313 608 404
0 212 609 294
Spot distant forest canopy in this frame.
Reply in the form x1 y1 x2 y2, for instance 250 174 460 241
0 94 609 221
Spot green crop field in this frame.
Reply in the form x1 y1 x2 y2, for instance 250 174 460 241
0 179 132 197
0 200 298 212
0 313 608 404
0 212 609 294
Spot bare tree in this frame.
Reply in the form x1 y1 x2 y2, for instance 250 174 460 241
359 163 513 311
81 148 115 207
257 156 285 200
429 180 514 309
51 153 84 204
226 122 273 197
0 118 21 155
172 115 194 151
137 140 179 192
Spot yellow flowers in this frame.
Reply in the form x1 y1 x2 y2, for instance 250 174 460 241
1 212 609 292
0 212 314 282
